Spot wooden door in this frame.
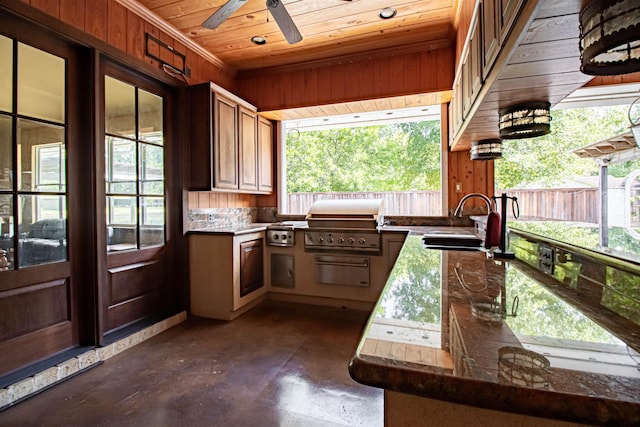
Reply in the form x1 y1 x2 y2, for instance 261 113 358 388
100 61 182 341
238 106 258 191
239 238 263 297
214 94 238 189
0 14 94 377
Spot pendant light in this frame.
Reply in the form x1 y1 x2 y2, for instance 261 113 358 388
470 139 503 160
499 102 551 139
579 0 640 76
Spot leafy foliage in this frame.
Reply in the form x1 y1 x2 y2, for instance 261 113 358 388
285 121 441 193
496 106 631 189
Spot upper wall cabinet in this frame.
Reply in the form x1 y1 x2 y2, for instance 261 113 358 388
449 0 528 146
257 117 273 193
188 82 273 194
498 0 526 44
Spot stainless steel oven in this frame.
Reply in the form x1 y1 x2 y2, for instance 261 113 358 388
314 255 370 287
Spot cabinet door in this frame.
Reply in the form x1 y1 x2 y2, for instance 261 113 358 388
257 116 273 193
239 106 258 191
482 0 500 80
498 0 525 44
213 94 239 189
239 238 264 297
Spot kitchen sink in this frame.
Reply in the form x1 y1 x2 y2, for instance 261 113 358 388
421 233 485 251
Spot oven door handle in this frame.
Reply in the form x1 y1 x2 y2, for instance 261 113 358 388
313 259 369 268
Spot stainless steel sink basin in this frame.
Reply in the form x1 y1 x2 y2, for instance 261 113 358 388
421 233 484 251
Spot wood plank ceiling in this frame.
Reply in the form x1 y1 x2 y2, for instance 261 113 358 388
134 0 455 72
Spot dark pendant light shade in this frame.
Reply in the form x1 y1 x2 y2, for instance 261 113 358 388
579 0 640 76
499 102 551 139
470 139 502 160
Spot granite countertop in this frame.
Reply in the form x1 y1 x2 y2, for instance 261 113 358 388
188 223 272 235
349 235 640 426
510 220 640 266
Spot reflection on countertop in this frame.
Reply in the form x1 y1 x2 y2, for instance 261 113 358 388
510 220 640 266
349 235 640 426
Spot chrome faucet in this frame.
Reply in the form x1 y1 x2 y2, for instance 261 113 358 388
453 193 492 217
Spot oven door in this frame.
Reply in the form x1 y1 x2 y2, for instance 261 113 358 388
314 256 370 287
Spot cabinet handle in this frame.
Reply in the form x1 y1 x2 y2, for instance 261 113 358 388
314 260 369 268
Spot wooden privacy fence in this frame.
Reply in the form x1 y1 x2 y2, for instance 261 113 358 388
496 188 598 223
288 188 599 222
287 191 443 216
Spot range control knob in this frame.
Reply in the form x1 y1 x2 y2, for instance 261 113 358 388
327 237 334 243
281 234 288 240
317 236 324 243
359 238 366 244
338 237 345 243
273 234 279 240
348 237 355 244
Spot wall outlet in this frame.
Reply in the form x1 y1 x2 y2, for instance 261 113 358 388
207 213 214 222
538 245 555 275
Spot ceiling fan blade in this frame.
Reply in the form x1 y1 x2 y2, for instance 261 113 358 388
202 0 248 30
266 0 303 44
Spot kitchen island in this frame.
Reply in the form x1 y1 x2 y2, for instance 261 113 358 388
349 235 640 426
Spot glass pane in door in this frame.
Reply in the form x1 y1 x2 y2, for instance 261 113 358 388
107 196 137 251
140 196 164 248
0 35 12 113
105 76 135 138
17 119 65 192
106 136 136 194
138 89 163 145
18 194 67 267
17 42 65 123
0 115 11 190
139 143 163 195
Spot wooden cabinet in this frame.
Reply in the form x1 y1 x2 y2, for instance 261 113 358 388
239 106 258 191
257 116 273 193
187 82 273 194
239 238 264 297
499 0 525 44
189 232 267 320
214 93 239 189
461 2 482 119
481 0 500 80
449 0 526 146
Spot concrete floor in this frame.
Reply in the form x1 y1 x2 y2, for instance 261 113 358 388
0 301 383 427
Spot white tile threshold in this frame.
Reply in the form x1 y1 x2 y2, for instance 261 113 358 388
0 311 187 410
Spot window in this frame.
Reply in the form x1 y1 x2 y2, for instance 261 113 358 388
104 76 165 251
0 36 67 269
281 106 442 216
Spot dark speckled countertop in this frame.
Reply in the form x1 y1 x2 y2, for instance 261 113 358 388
349 235 640 426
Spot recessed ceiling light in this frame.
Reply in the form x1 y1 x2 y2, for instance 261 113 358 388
386 112 393 115
251 36 267 45
379 7 397 19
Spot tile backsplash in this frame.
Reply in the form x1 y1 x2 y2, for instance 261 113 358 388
188 207 278 230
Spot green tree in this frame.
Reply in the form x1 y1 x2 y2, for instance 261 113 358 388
285 121 441 193
496 106 629 189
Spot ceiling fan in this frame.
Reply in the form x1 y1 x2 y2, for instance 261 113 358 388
202 0 353 45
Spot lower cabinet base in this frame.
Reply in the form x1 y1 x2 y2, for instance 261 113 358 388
384 391 593 427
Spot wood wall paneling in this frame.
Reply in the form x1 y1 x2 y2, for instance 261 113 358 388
29 0 59 17
126 9 145 62
59 0 85 31
237 47 454 112
107 0 128 52
85 0 108 42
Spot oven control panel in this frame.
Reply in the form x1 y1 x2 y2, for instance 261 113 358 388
267 229 295 247
304 230 381 253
